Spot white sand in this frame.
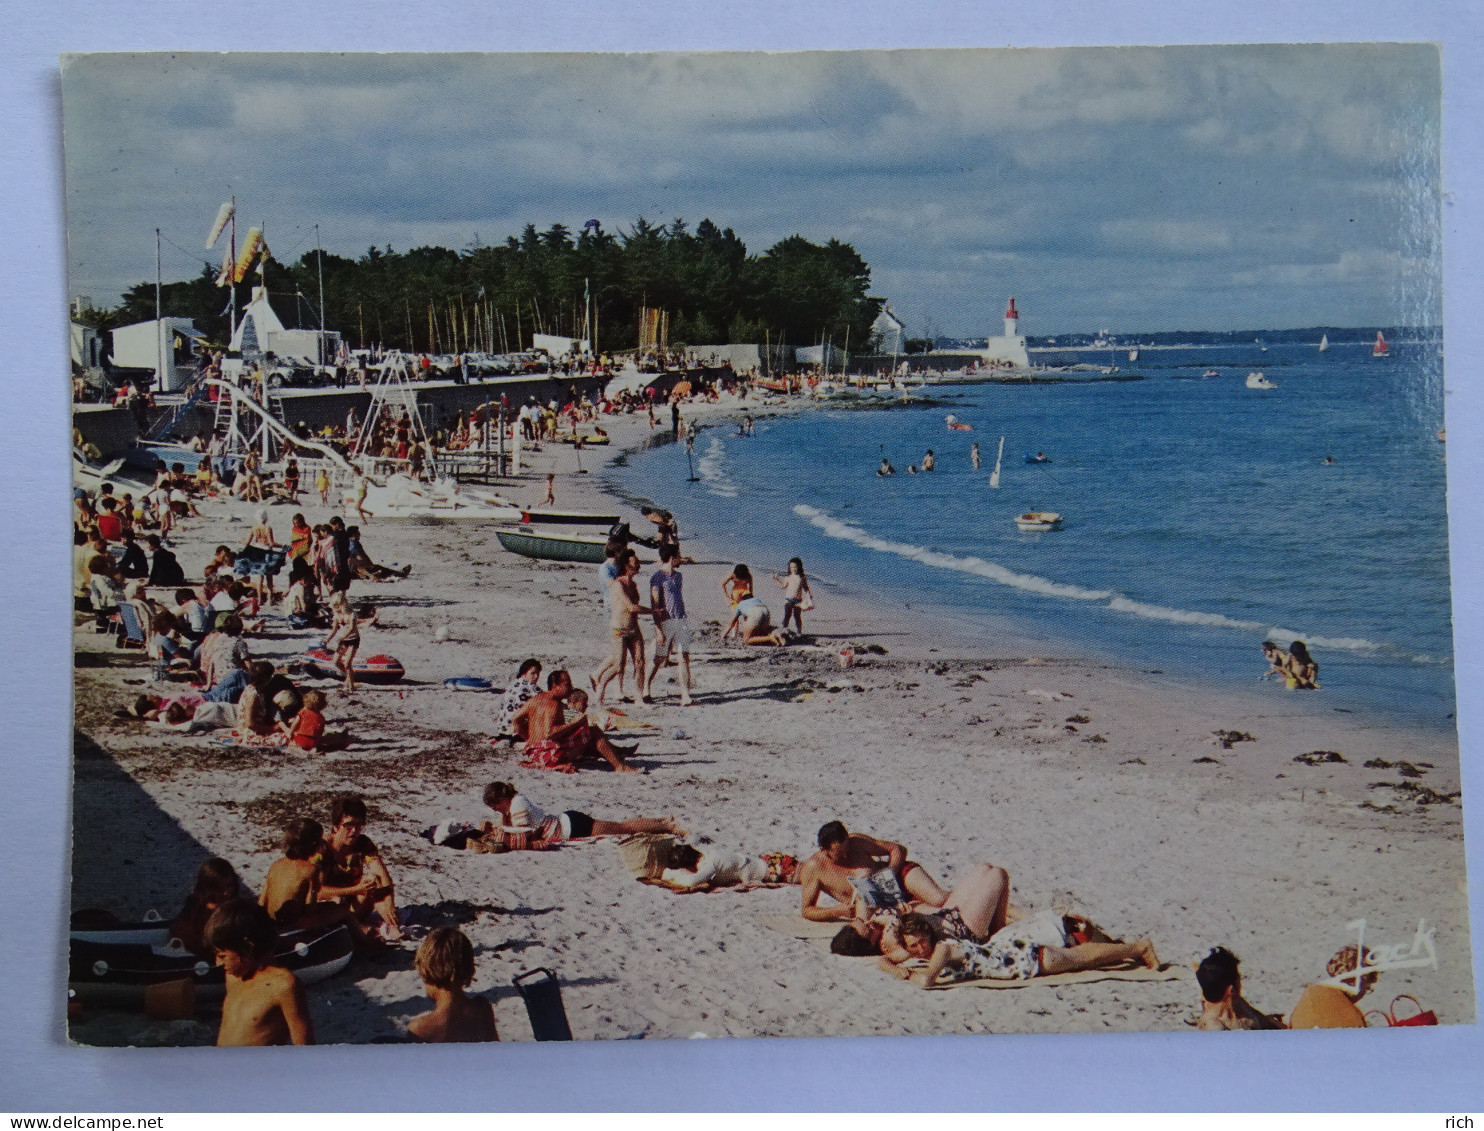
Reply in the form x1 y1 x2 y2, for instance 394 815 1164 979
69 397 1473 1045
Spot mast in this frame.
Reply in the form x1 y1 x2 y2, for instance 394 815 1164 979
315 223 326 362
228 199 237 350
155 227 163 393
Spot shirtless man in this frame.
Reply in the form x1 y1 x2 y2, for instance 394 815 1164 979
511 669 640 772
205 899 314 1046
592 550 650 704
799 820 951 922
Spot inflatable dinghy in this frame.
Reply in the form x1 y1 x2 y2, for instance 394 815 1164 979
302 649 405 684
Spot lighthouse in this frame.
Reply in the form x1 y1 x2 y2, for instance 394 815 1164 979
982 295 1030 370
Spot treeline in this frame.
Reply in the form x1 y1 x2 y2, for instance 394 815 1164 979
90 218 884 356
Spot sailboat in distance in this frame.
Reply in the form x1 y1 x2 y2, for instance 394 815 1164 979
1318 334 1329 352
1373 331 1390 357
989 436 1004 489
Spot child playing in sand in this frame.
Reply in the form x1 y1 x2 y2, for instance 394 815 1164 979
204 899 315 1045
771 557 813 634
171 858 246 957
407 927 499 1043
325 594 377 695
283 689 328 751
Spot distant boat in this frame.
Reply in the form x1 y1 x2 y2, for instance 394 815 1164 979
1202 369 1220 378
1015 512 1063 532
1246 372 1276 389
1373 331 1390 357
1128 348 1140 362
1318 334 1329 352
988 435 1004 489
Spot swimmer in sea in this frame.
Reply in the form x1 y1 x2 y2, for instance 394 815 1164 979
908 465 918 475
1030 452 1049 463
1322 455 1335 465
878 458 895 477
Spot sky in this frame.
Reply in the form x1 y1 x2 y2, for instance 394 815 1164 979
61 45 1442 338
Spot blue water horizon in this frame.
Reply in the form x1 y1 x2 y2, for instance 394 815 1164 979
605 339 1455 733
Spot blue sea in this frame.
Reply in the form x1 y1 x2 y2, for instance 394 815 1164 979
604 340 1454 731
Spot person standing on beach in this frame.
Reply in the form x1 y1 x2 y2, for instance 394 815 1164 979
772 557 813 635
671 400 681 441
593 550 651 704
648 545 694 707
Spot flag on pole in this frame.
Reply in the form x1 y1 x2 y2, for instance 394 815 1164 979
233 228 270 283
206 201 235 248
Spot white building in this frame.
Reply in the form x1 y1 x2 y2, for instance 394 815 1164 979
871 306 905 355
983 296 1030 369
110 317 205 392
70 322 102 370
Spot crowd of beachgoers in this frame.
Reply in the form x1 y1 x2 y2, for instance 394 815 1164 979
69 377 1467 1046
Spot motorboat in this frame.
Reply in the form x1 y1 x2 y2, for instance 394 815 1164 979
1202 369 1219 378
1015 512 1063 532
1245 372 1277 390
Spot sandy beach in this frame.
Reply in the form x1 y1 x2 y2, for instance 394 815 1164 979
69 396 1473 1046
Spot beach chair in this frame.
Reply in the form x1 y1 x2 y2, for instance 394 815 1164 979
512 967 573 1041
114 600 148 650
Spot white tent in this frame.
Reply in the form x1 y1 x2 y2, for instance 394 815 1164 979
230 286 288 353
532 332 590 358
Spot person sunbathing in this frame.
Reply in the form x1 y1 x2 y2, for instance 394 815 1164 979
656 842 800 891
800 820 950 921
408 928 498 1043
482 780 679 843
205 899 314 1046
886 908 1160 987
510 671 640 773
1195 946 1284 1030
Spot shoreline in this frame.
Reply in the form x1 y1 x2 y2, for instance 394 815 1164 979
68 394 1473 1046
593 397 1457 742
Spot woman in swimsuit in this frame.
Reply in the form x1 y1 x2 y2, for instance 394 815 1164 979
592 550 651 705
482 781 682 844
1284 640 1320 689
892 910 1160 987
772 557 812 634
720 564 753 641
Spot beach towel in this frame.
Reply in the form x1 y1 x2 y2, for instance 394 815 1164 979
614 833 681 880
755 915 1187 990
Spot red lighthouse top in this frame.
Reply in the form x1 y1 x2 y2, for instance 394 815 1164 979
1005 297 1018 319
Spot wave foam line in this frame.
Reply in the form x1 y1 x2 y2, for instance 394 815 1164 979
698 437 738 498
794 505 1390 655
793 504 1114 602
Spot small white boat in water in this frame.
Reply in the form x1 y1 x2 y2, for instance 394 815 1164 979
1245 372 1276 390
1203 369 1220 378
1318 334 1329 352
1015 511 1063 532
